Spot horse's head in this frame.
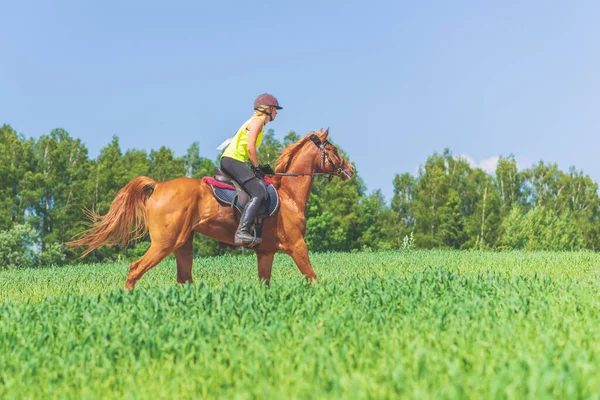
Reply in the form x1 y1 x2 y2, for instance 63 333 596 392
308 128 354 181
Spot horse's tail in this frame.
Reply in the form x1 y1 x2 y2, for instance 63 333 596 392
68 176 157 258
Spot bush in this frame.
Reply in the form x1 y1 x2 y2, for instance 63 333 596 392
0 224 38 269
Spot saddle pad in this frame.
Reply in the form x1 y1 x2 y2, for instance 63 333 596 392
202 176 273 189
202 177 279 218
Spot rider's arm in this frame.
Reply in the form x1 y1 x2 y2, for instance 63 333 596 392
246 118 263 167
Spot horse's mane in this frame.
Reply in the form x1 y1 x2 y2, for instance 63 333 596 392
271 133 316 189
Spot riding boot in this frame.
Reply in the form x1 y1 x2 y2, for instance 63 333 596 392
235 197 263 245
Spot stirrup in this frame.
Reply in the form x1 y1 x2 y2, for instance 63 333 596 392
235 230 262 247
235 230 255 244
245 237 262 248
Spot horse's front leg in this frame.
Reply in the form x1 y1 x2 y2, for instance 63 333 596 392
174 233 194 285
284 239 317 282
256 251 275 285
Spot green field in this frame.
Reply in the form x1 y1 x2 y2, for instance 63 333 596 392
1 250 600 399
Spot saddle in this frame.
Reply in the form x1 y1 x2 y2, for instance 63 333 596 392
202 168 280 219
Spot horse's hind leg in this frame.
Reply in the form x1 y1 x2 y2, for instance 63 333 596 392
124 242 172 290
174 233 194 285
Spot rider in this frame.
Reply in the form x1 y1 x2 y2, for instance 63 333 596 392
220 93 281 245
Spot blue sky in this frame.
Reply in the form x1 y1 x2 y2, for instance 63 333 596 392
1 1 598 200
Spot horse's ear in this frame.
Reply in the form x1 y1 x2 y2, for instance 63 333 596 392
322 127 329 139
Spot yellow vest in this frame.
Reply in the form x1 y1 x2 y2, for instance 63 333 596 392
221 117 264 162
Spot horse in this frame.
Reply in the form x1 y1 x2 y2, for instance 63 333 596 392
68 128 354 289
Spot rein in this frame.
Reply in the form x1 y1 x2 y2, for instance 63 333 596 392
272 171 333 178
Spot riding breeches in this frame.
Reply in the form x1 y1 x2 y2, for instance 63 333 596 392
220 157 268 202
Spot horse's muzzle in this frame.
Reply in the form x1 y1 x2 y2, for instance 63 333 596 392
339 163 355 181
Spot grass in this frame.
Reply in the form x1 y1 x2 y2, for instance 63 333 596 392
1 250 600 399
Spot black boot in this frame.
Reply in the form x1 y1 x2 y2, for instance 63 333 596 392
235 197 263 245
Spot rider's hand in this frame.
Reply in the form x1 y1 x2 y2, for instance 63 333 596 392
259 164 275 176
251 164 264 179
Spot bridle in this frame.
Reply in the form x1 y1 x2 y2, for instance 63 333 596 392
272 134 350 180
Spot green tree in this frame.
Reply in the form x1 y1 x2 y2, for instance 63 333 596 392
148 146 186 181
501 206 584 250
258 129 283 166
90 136 124 215
184 142 215 179
391 172 416 241
283 130 300 147
412 153 449 247
0 125 34 229
20 129 91 261
438 190 466 248
521 161 562 211
495 155 521 213
356 190 398 250
121 149 151 183
462 169 502 249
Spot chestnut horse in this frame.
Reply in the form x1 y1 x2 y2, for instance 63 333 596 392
68 129 354 289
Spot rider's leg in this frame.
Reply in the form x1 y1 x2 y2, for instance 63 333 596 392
235 178 268 244
220 157 268 245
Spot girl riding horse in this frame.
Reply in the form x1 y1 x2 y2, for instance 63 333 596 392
219 93 281 245
69 126 354 289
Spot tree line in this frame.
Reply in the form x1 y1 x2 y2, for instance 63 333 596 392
1 124 598 269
